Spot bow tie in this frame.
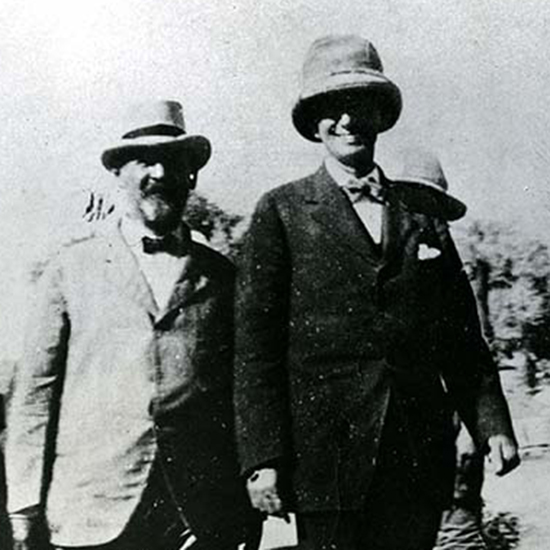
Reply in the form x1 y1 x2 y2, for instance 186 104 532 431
342 176 387 204
142 233 189 256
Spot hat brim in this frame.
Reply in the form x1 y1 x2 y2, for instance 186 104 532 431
101 134 211 172
390 180 467 221
292 78 402 142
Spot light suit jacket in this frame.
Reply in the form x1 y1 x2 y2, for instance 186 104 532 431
6 223 254 546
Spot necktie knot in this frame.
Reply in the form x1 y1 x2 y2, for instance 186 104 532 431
343 176 387 204
142 233 189 256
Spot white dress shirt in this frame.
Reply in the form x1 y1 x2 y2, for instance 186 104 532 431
120 218 189 311
324 157 383 244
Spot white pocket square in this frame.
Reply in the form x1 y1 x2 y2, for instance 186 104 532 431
417 243 441 260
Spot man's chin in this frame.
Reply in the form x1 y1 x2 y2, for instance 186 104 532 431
140 199 183 234
337 149 375 171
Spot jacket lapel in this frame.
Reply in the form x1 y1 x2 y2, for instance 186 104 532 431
379 187 422 280
156 245 211 325
100 224 211 325
305 165 383 265
102 223 159 318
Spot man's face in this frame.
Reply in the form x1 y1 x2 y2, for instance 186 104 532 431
315 95 381 171
116 150 195 234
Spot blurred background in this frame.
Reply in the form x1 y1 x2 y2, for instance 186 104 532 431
1 1 550 548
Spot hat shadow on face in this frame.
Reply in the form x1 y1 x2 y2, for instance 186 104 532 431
109 141 206 180
295 87 400 142
292 35 402 142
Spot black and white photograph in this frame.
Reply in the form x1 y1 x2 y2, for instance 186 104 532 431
0 1 549 549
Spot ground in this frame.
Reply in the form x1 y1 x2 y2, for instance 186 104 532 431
484 448 550 550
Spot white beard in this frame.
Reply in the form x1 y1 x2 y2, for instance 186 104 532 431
139 195 181 233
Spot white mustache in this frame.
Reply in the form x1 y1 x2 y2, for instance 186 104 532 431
142 179 169 196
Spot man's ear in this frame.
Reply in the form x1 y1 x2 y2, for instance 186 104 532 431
312 118 321 140
188 172 198 190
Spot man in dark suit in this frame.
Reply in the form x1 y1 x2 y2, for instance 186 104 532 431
234 35 519 550
6 100 259 550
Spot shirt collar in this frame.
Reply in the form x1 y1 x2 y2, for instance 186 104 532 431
324 156 381 188
120 216 189 250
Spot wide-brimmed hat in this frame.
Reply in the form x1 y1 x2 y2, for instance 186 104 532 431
292 35 402 142
389 148 467 221
101 99 211 172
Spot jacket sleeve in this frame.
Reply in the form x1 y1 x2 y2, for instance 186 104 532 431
434 219 516 448
234 193 293 474
5 256 70 513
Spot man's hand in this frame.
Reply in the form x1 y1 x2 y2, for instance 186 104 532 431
10 513 46 550
486 434 520 476
246 468 285 516
10 515 35 550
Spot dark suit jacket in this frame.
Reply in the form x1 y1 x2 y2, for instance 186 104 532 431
234 165 515 512
5 223 256 546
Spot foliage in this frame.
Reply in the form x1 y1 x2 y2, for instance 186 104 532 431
483 511 520 550
183 191 246 258
454 219 550 395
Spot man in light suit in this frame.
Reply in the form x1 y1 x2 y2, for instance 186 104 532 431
6 99 259 550
234 35 519 550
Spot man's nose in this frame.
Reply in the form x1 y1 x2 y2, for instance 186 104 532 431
338 113 352 128
148 162 165 179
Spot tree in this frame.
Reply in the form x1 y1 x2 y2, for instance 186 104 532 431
454 219 550 396
183 191 246 258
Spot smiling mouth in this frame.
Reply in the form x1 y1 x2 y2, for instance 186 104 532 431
333 132 363 143
144 187 167 196
141 187 181 206
142 179 171 195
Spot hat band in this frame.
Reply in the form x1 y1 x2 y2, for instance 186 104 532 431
301 70 397 101
395 176 448 193
123 124 185 140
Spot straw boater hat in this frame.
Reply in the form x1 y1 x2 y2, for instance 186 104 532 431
389 148 467 221
101 99 211 172
292 35 402 141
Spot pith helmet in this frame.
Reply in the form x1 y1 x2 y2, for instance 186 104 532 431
292 35 402 141
390 147 467 221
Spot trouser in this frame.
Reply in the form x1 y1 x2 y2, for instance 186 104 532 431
296 398 445 550
295 474 442 550
434 507 487 550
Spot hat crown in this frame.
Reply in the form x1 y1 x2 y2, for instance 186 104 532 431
121 99 186 139
301 35 385 94
292 35 402 141
394 148 448 192
101 99 211 171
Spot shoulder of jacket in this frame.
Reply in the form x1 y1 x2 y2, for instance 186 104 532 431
29 229 99 285
192 242 235 278
263 173 317 199
37 227 95 262
60 229 98 250
255 175 317 214
56 227 105 259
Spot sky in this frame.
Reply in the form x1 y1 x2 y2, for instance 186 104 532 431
1 0 550 358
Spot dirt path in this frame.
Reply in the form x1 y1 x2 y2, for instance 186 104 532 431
484 449 550 550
